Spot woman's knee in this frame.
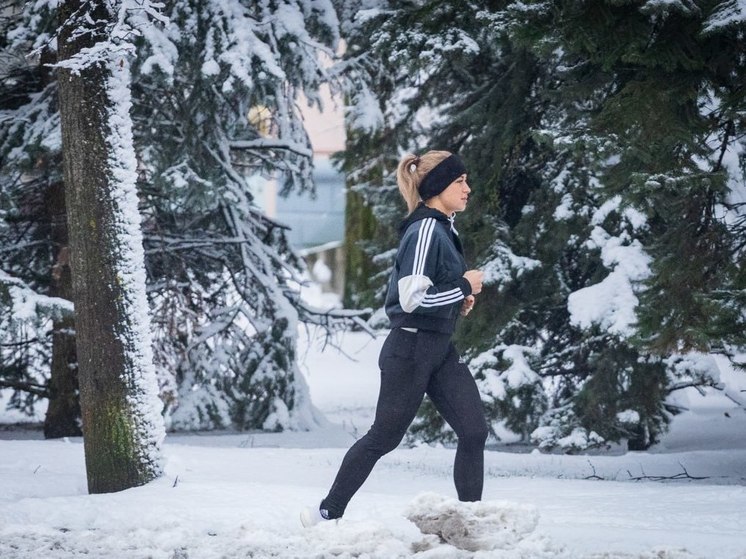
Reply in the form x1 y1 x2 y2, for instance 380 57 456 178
459 421 489 449
364 426 407 455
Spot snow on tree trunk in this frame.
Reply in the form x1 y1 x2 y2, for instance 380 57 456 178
57 0 164 493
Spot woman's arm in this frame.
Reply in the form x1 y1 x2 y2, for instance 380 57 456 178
396 218 481 314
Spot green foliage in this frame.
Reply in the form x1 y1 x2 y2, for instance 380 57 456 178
339 0 746 452
572 341 670 450
632 172 745 352
343 189 386 309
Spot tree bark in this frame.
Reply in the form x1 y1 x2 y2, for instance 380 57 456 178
43 180 81 438
57 0 164 493
34 37 82 439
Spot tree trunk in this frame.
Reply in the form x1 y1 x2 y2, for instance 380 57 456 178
43 180 81 438
57 0 164 493
343 188 380 309
37 34 81 440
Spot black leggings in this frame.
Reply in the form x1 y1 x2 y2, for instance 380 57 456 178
321 328 489 519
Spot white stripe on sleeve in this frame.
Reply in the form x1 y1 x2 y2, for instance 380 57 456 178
421 287 464 307
412 218 436 277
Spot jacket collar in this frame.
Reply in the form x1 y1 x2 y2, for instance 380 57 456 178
398 202 454 238
398 203 464 255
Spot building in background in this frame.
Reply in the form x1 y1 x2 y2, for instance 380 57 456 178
251 85 347 296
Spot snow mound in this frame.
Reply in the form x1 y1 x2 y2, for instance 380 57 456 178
404 492 540 552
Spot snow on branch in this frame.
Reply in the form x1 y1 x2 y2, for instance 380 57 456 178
228 139 313 159
0 268 73 321
287 289 375 340
52 0 167 73
702 0 746 33
567 197 652 338
481 241 541 289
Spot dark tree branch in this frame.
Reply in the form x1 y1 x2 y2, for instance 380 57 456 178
0 379 49 397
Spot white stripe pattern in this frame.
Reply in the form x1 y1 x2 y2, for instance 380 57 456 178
413 218 436 277
421 287 464 307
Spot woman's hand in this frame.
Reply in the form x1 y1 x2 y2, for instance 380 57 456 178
460 295 475 316
463 269 484 295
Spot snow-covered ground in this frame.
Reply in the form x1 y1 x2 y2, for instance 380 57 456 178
2 327 746 558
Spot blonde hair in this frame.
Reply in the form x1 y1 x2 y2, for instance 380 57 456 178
396 150 452 214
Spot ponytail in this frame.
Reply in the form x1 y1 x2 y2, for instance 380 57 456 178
395 150 452 214
396 154 421 214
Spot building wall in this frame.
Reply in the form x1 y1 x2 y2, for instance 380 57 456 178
261 84 348 295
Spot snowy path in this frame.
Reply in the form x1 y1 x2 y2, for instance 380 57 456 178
1 331 746 558
1 436 745 558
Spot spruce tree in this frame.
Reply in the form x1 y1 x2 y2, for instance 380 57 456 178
1 0 362 432
337 0 745 451
131 0 349 430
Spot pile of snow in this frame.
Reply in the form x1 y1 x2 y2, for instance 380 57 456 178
405 492 540 552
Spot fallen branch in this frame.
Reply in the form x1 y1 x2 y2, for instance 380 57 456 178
625 462 708 482
584 460 710 482
584 460 604 480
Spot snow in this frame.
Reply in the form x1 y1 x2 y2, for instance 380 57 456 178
703 0 746 33
346 83 384 132
481 242 541 288
312 258 333 283
200 59 221 77
553 193 574 220
2 320 746 558
617 410 641 424
501 345 541 389
405 492 540 553
0 270 74 320
554 427 605 452
640 0 702 18
568 199 652 337
104 51 166 471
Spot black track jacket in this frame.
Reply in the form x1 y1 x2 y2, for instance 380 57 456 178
384 203 472 334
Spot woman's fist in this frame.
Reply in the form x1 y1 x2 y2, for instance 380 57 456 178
463 269 484 295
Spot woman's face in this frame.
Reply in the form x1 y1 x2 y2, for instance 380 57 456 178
431 174 471 214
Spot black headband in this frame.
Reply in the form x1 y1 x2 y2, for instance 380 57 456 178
418 154 467 201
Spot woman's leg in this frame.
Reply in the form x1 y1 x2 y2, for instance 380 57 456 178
426 343 489 501
321 330 442 518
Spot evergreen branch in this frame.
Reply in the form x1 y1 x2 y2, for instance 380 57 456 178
291 292 375 340
722 390 746 409
663 402 689 413
143 235 291 254
667 378 720 394
0 379 48 397
0 241 52 254
0 338 41 347
538 335 610 366
228 139 313 159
